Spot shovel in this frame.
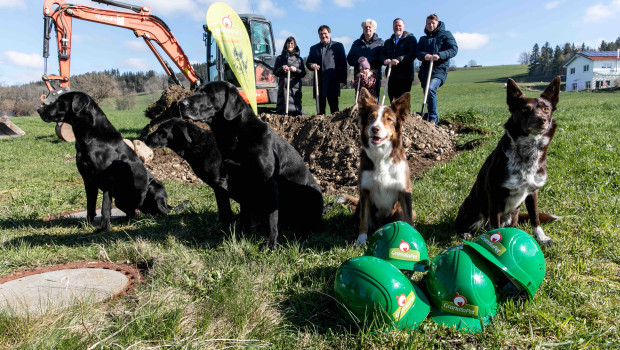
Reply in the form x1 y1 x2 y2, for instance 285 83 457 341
354 74 362 104
380 63 392 105
417 59 434 119
314 68 320 114
285 69 290 115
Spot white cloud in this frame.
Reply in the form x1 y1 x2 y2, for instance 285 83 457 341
453 32 490 50
333 36 353 49
124 41 148 51
333 0 355 8
296 0 322 12
545 1 561 9
0 70 42 86
4 51 43 69
0 0 26 8
257 0 285 17
118 58 151 71
583 0 620 22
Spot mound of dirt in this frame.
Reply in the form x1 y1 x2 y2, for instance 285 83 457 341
146 104 457 196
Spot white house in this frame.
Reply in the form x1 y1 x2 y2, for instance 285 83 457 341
563 50 620 91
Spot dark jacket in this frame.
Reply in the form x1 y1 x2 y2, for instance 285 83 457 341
273 45 306 115
416 21 458 86
347 33 384 93
306 40 348 98
383 31 417 80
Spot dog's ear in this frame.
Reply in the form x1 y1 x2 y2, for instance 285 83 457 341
223 82 249 120
506 78 525 110
358 87 376 109
541 76 561 111
391 92 411 121
71 93 90 115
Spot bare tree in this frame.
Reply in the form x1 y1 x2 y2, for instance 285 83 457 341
518 52 531 65
468 59 478 67
72 72 120 103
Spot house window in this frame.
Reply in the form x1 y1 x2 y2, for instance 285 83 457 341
602 63 612 69
584 65 589 72
570 67 575 74
586 81 591 89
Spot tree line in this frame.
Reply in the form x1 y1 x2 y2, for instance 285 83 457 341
521 37 620 80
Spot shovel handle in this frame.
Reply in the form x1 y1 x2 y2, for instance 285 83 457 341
420 60 434 115
314 69 320 114
285 69 290 115
381 63 392 106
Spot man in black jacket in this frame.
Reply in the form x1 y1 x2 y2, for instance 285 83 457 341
347 18 384 98
306 25 348 115
416 14 458 125
383 18 417 104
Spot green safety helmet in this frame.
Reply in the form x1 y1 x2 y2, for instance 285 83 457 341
464 227 546 300
364 221 430 272
424 245 499 333
333 256 430 331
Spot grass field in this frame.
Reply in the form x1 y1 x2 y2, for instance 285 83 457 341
0 64 619 349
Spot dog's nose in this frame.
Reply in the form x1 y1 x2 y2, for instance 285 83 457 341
371 125 380 134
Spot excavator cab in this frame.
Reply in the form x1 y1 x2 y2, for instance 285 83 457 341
203 14 278 105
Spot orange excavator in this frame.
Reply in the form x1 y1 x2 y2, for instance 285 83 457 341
42 0 201 100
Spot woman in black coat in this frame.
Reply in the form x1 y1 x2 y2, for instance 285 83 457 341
273 37 306 116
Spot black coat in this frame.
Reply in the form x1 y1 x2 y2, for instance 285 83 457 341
273 45 306 115
306 40 348 98
416 21 458 86
383 31 417 80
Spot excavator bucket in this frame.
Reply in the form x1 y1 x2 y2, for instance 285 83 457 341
0 115 25 138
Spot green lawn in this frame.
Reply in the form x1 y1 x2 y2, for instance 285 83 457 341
0 65 618 349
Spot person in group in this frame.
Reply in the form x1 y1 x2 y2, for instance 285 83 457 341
352 57 377 97
416 14 458 125
382 18 417 104
273 36 306 116
306 25 348 115
347 18 384 98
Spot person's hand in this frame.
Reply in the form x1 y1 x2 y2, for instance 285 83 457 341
311 63 320 70
384 59 392 65
424 54 433 61
290 66 297 72
432 54 440 61
391 59 400 65
282 65 289 72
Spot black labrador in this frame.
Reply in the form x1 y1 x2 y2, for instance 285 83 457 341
142 118 233 223
38 91 172 232
178 81 323 249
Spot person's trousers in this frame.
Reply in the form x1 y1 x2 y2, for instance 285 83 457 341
421 77 442 124
318 96 339 115
387 78 413 104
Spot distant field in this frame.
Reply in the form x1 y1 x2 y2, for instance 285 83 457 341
0 65 618 349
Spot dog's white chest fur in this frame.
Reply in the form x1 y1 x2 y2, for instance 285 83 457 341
502 134 549 213
361 144 408 216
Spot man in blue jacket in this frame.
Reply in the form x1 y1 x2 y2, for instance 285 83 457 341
416 14 458 125
306 25 348 115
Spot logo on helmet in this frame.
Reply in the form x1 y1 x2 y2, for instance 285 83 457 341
396 294 407 307
453 292 467 307
398 239 411 252
489 231 502 242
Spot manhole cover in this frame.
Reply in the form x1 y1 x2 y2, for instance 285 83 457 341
0 262 141 316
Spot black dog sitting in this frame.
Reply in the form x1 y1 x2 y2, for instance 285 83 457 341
142 118 233 223
178 81 324 249
38 91 173 232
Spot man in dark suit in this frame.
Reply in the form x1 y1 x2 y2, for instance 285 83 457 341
383 18 417 104
306 25 348 115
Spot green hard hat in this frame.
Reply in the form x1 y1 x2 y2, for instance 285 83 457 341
333 256 430 331
425 245 499 333
364 221 430 272
464 227 546 300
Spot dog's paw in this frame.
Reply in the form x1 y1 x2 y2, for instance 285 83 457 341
354 233 368 246
533 226 554 246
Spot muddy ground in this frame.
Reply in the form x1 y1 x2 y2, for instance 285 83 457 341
144 87 458 196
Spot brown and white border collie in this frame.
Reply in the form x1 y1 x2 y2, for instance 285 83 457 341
454 77 562 245
346 88 416 245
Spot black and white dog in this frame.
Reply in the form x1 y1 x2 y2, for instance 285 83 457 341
178 81 323 249
455 77 561 245
38 91 173 232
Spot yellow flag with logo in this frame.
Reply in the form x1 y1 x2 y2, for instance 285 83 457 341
206 2 257 114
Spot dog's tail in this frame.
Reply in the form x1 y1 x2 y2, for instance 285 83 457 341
518 212 562 223
322 194 358 214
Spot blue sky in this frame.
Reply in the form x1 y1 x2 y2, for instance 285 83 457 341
1 0 619 86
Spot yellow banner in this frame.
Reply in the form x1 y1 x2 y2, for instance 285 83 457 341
206 2 257 114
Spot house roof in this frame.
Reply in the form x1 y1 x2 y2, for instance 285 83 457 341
563 51 620 68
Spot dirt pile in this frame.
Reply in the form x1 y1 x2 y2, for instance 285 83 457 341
146 107 456 196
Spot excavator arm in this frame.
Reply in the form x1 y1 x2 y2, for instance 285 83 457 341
42 0 201 96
